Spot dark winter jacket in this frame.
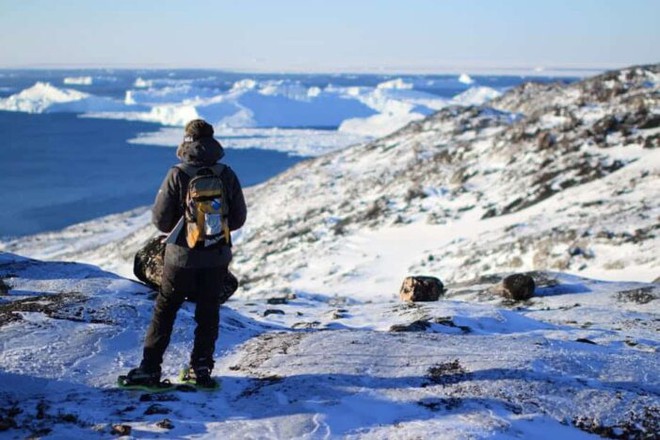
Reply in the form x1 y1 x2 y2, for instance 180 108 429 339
152 137 247 268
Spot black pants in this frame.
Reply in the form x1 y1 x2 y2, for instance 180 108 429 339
141 264 227 372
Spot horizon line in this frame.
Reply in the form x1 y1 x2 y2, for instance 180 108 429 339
0 62 633 78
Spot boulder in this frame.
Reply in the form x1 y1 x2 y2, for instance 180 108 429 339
133 236 238 304
498 273 536 301
399 276 444 302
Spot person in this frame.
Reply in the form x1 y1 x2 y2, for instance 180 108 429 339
124 119 247 389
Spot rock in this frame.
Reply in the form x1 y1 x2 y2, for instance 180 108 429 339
576 338 597 345
644 134 659 149
638 113 660 129
264 309 285 317
498 273 536 301
267 297 288 305
133 236 239 303
389 319 431 332
537 131 555 149
111 424 132 436
399 276 444 302
591 115 619 135
0 416 16 431
0 279 8 295
156 418 174 430
144 404 170 415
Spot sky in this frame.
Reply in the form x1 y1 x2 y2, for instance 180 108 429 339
0 0 658 73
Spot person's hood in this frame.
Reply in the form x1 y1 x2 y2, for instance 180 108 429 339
176 137 225 166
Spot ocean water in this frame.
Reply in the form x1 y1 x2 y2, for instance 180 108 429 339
0 112 301 237
0 69 578 238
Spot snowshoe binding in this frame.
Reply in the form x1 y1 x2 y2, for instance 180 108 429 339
179 366 220 390
118 367 174 392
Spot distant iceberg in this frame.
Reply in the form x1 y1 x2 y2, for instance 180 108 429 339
0 82 91 113
0 82 139 114
63 76 93 86
451 86 501 106
376 78 414 90
458 73 475 85
134 77 152 88
0 78 500 140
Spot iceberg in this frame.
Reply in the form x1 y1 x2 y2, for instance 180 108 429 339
133 77 152 88
1 77 492 140
451 86 502 106
458 73 475 85
0 82 143 114
376 78 414 90
63 76 93 86
0 82 92 113
339 112 425 138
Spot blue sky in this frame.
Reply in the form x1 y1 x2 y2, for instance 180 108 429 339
0 0 658 72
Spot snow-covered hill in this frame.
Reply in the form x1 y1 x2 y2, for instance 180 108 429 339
1 252 658 438
3 65 658 297
1 64 659 438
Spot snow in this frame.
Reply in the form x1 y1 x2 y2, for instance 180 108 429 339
338 112 424 138
0 252 657 439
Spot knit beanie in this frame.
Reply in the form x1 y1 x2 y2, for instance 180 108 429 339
184 119 214 141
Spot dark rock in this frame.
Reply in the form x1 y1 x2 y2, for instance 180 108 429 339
537 131 555 149
616 286 658 304
0 416 16 431
263 309 285 317
497 274 536 301
400 276 444 302
0 279 8 295
267 297 288 305
389 319 431 332
576 338 597 345
133 236 239 303
644 134 659 149
433 317 472 333
111 424 132 436
144 404 170 415
638 113 660 129
591 115 619 135
426 359 470 386
156 418 174 430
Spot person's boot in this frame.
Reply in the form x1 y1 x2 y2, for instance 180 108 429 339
120 365 162 387
181 366 218 389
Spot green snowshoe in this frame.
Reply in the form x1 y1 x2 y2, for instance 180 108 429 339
179 366 220 390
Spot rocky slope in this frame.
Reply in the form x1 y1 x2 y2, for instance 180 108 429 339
228 63 659 297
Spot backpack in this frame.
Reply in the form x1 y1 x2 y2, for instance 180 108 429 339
176 163 230 248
